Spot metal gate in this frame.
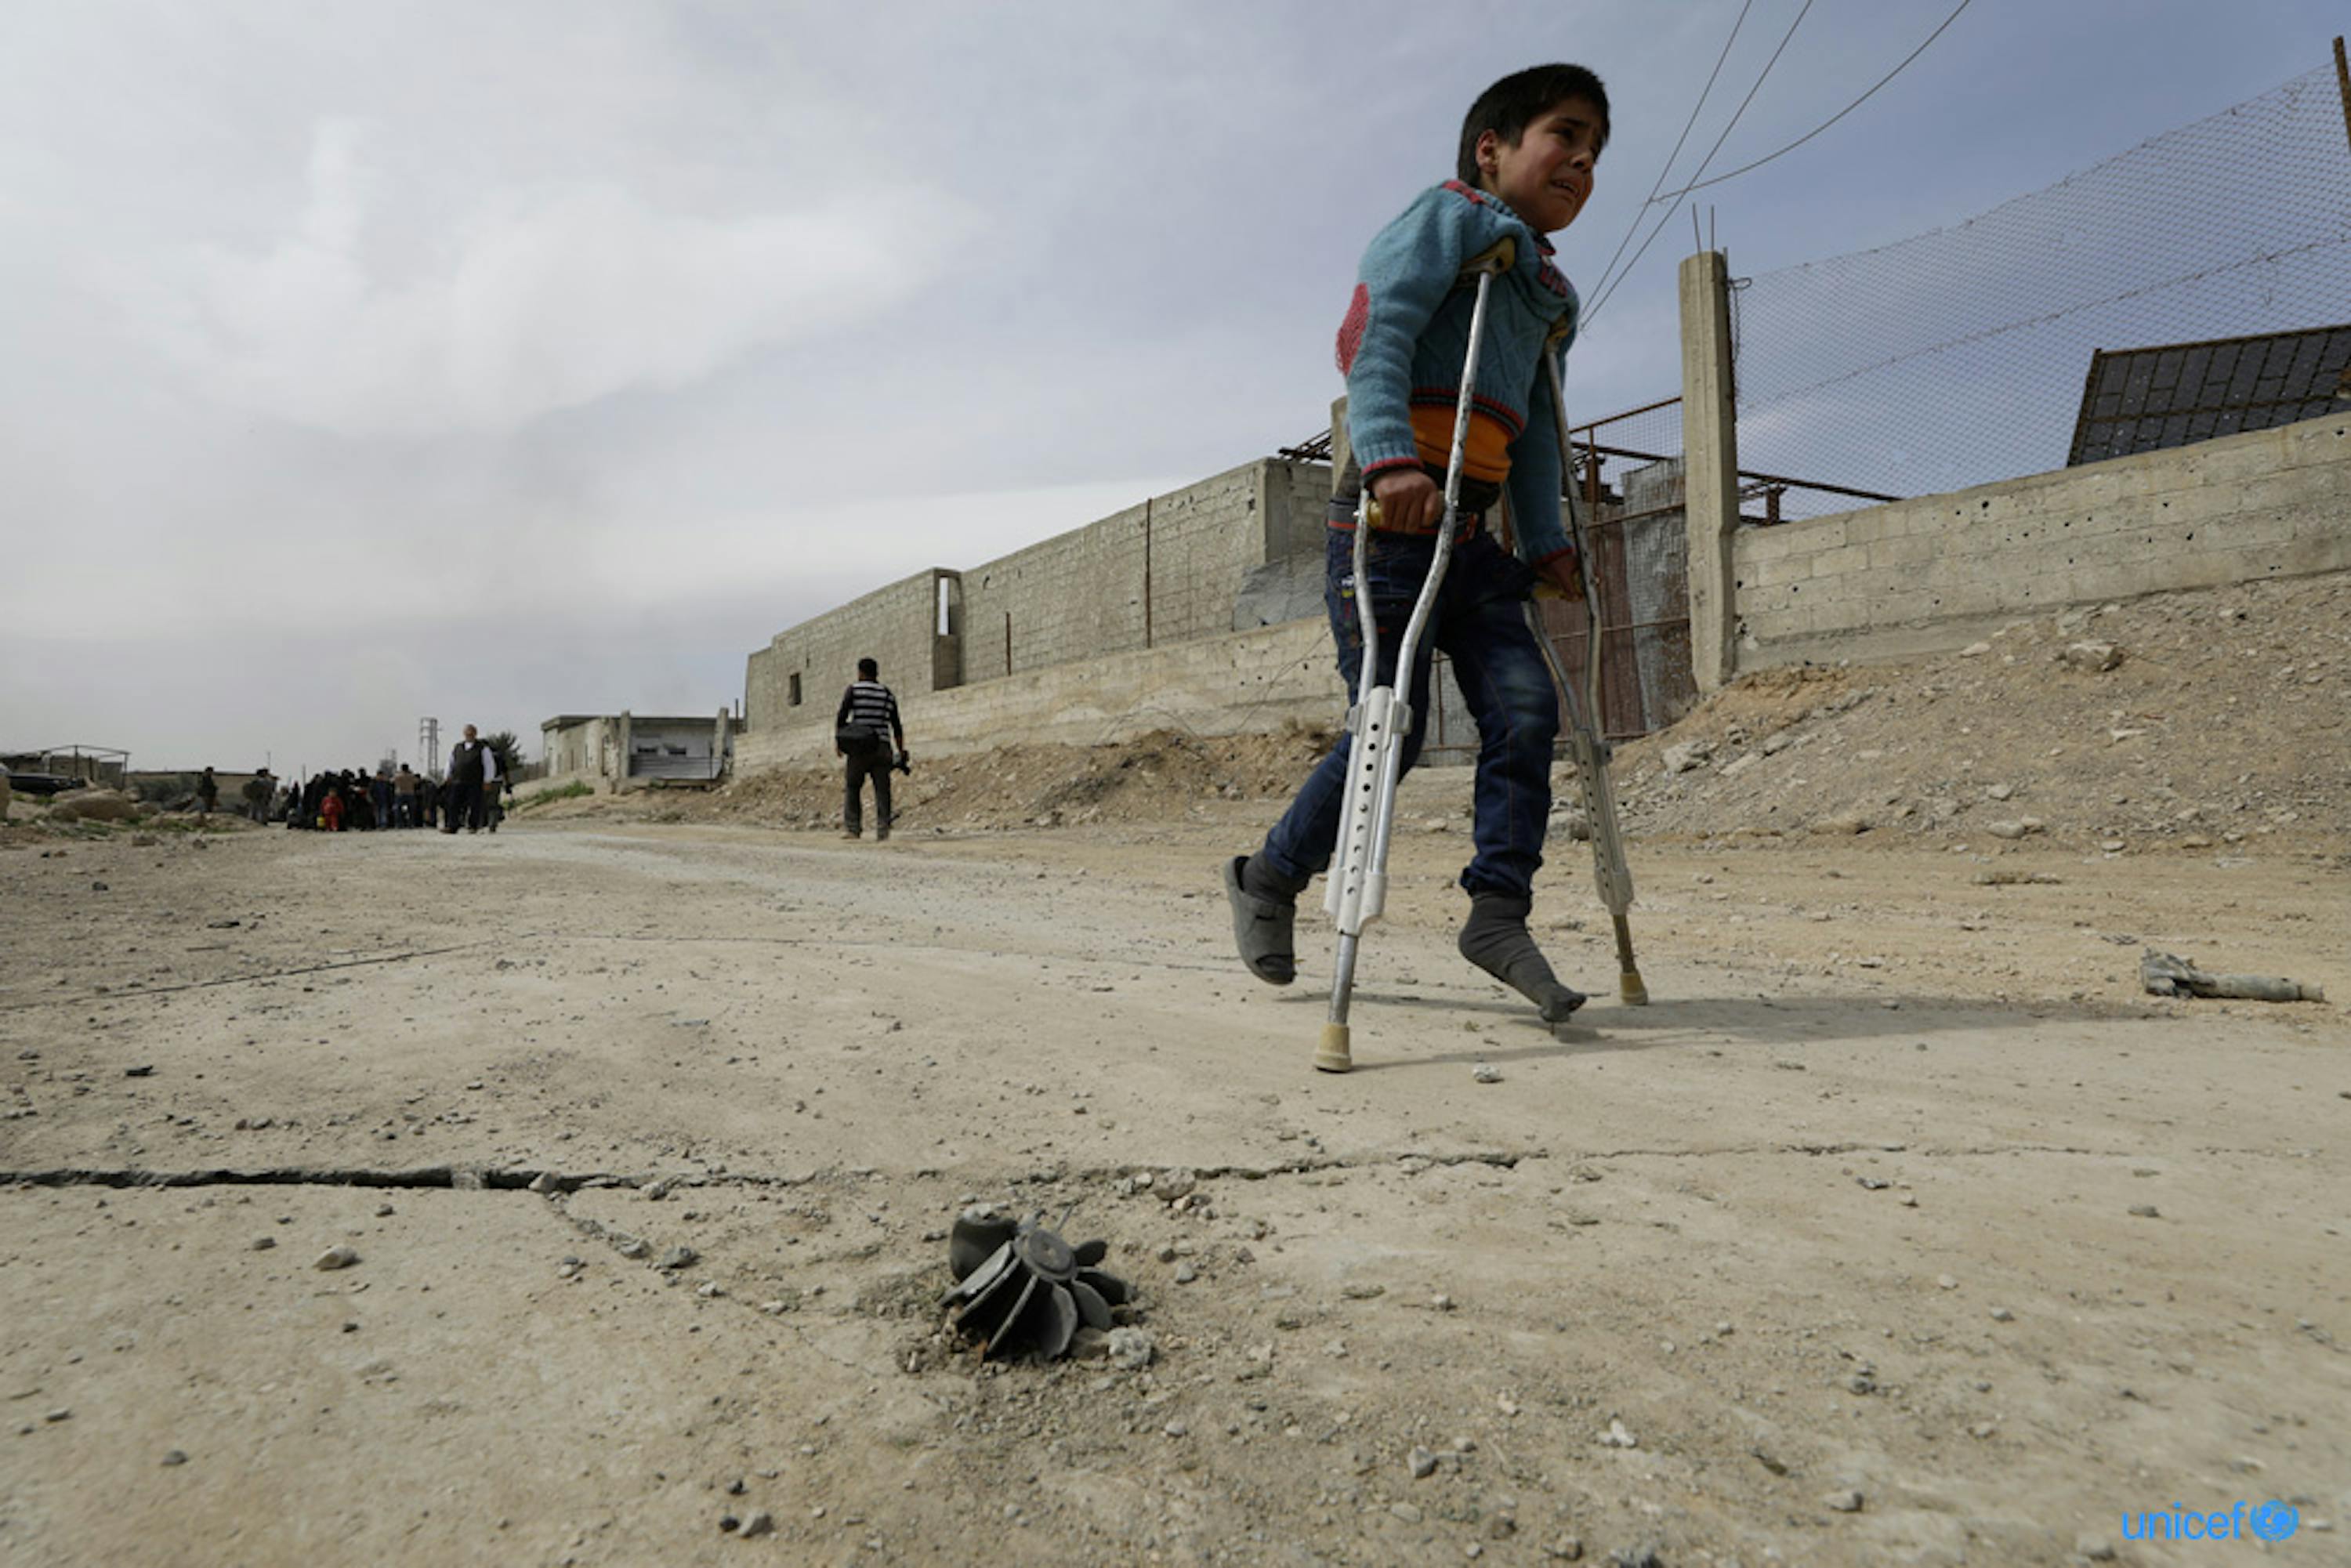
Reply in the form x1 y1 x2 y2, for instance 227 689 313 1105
1424 489 1694 756
1364 390 1888 762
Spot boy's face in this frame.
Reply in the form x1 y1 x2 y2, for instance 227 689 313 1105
1478 96 1603 234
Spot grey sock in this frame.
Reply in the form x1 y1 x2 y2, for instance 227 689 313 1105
1458 892 1586 1023
1242 853 1308 904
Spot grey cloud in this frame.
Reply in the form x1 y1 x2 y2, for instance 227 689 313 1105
137 121 969 437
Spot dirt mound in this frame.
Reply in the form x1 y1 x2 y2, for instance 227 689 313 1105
1605 568 2350 855
45 789 143 823
708 723 1339 833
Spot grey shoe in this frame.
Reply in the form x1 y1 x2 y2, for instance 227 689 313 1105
1223 855 1297 987
1458 892 1586 1022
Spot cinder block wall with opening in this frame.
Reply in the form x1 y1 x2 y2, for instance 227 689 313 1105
740 459 1335 772
744 619 1344 772
958 461 1306 679
744 571 947 751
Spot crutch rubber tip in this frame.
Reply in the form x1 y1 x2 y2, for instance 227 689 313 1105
1620 969 1650 1007
1313 1023 1354 1074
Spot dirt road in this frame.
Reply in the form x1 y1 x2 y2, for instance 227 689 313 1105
2 806 2345 1566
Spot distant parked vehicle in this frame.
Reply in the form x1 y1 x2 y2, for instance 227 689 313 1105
4 771 86 797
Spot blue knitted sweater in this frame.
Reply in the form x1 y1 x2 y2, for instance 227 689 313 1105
1336 180 1581 566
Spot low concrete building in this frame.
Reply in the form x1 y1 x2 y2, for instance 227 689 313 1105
541 712 737 794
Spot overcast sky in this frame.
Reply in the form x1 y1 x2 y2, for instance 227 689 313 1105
2 1 2338 775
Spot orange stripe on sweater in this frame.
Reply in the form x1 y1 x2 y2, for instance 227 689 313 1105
1408 407 1512 483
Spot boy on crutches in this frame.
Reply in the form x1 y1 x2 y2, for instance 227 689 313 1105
1223 65 1610 1070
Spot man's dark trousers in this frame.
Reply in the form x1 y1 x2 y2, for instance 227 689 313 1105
843 744 893 838
444 780 481 833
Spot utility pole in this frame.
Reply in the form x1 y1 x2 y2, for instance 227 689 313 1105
2334 37 2349 156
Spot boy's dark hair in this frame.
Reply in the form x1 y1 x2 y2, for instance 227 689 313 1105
857 657 878 679
1455 64 1610 185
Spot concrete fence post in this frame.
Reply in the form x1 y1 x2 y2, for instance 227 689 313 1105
1328 397 1352 497
1679 249 1740 693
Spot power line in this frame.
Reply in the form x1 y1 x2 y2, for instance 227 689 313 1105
1587 0 1817 323
1654 0 1976 203
1755 234 2351 408
1587 0 1756 306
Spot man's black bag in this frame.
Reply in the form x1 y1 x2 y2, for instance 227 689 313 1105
835 722 889 758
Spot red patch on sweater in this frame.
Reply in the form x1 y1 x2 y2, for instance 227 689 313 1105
1335 283 1371 372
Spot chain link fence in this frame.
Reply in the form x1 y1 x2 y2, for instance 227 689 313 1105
1732 63 2351 516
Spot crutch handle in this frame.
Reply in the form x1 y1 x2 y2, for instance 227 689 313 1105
1457 240 1516 284
1531 574 1586 603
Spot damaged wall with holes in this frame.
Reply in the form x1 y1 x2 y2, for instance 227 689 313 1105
738 458 1333 773
1734 414 2351 668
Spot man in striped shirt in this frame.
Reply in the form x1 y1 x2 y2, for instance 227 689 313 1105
835 657 906 840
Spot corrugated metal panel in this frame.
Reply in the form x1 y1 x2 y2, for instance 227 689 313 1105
2069 323 2351 465
630 752 719 780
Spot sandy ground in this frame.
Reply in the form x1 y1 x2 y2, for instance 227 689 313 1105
3 795 2346 1568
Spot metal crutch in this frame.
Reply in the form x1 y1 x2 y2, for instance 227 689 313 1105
1523 350 1647 1005
1317 256 1506 1074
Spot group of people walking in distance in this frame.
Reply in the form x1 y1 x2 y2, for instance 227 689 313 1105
196 724 511 835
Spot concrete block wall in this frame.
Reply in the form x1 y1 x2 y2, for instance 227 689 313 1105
1734 414 2351 666
1142 465 1281 646
1273 460 1335 554
742 618 1344 773
744 570 947 739
1234 462 1339 630
737 458 1336 774
960 498 1151 682
959 461 1312 680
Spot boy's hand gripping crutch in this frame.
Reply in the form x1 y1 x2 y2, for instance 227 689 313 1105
1316 255 1506 1074
1524 351 1646 1005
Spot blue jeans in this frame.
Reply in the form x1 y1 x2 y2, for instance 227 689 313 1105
1259 527 1559 899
